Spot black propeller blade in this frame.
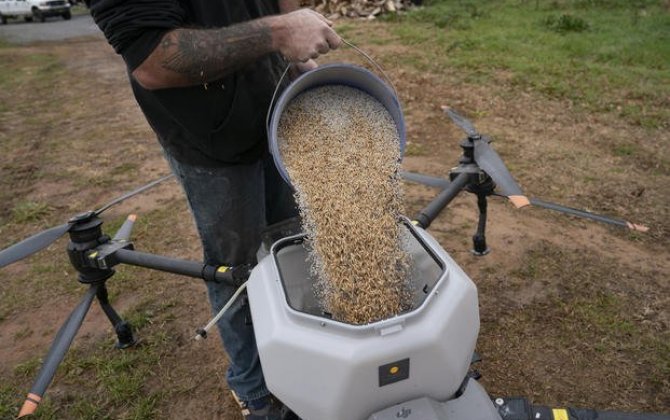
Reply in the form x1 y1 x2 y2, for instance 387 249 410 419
0 223 72 269
0 174 174 269
443 107 478 137
18 284 99 418
442 106 530 208
404 170 649 232
93 174 173 216
473 138 530 208
529 198 649 232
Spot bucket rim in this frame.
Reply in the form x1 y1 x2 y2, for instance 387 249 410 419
268 63 406 188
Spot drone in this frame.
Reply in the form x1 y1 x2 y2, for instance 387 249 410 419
0 108 662 420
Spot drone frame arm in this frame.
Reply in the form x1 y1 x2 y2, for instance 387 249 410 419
100 248 250 287
413 172 471 229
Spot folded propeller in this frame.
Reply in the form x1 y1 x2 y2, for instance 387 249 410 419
402 107 648 233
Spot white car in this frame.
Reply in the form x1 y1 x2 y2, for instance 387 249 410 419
0 0 71 24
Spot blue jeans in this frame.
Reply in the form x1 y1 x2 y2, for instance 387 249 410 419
165 152 298 402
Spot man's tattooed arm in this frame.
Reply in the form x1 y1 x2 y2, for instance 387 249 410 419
131 10 341 91
132 20 273 90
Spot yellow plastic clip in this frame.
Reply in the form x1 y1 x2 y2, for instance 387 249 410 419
552 408 568 420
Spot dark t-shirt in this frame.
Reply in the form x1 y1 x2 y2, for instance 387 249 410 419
89 0 287 166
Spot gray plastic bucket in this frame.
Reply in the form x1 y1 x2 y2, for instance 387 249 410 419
267 63 406 187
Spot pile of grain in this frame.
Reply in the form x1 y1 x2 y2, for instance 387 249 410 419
278 85 411 324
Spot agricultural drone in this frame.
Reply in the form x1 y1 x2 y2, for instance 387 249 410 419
0 108 664 420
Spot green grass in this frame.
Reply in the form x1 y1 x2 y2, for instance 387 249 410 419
13 357 42 377
0 52 63 88
613 144 636 157
404 141 426 156
476 241 670 406
11 201 51 223
386 0 670 127
15 299 176 419
0 385 19 419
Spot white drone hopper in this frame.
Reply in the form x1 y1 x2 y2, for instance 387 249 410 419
247 219 481 420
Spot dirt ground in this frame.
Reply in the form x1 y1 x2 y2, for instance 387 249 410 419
0 22 668 420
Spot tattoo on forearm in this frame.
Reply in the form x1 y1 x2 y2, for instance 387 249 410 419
160 21 273 84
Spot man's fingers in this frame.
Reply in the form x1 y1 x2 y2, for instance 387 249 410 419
325 30 342 50
301 59 318 71
316 41 330 55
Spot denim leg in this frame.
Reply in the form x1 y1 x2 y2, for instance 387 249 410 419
165 152 295 402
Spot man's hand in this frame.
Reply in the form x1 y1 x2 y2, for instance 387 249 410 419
270 9 341 63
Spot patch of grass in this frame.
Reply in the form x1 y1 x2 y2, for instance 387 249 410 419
388 0 670 127
123 306 155 331
513 256 540 280
619 103 661 128
103 367 145 405
613 144 635 157
569 292 636 335
0 385 20 419
13 327 34 340
334 22 356 38
404 141 426 156
29 259 60 276
69 399 112 420
110 162 139 177
543 13 590 33
55 334 167 417
129 394 160 420
0 52 64 88
11 201 50 223
14 357 42 377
